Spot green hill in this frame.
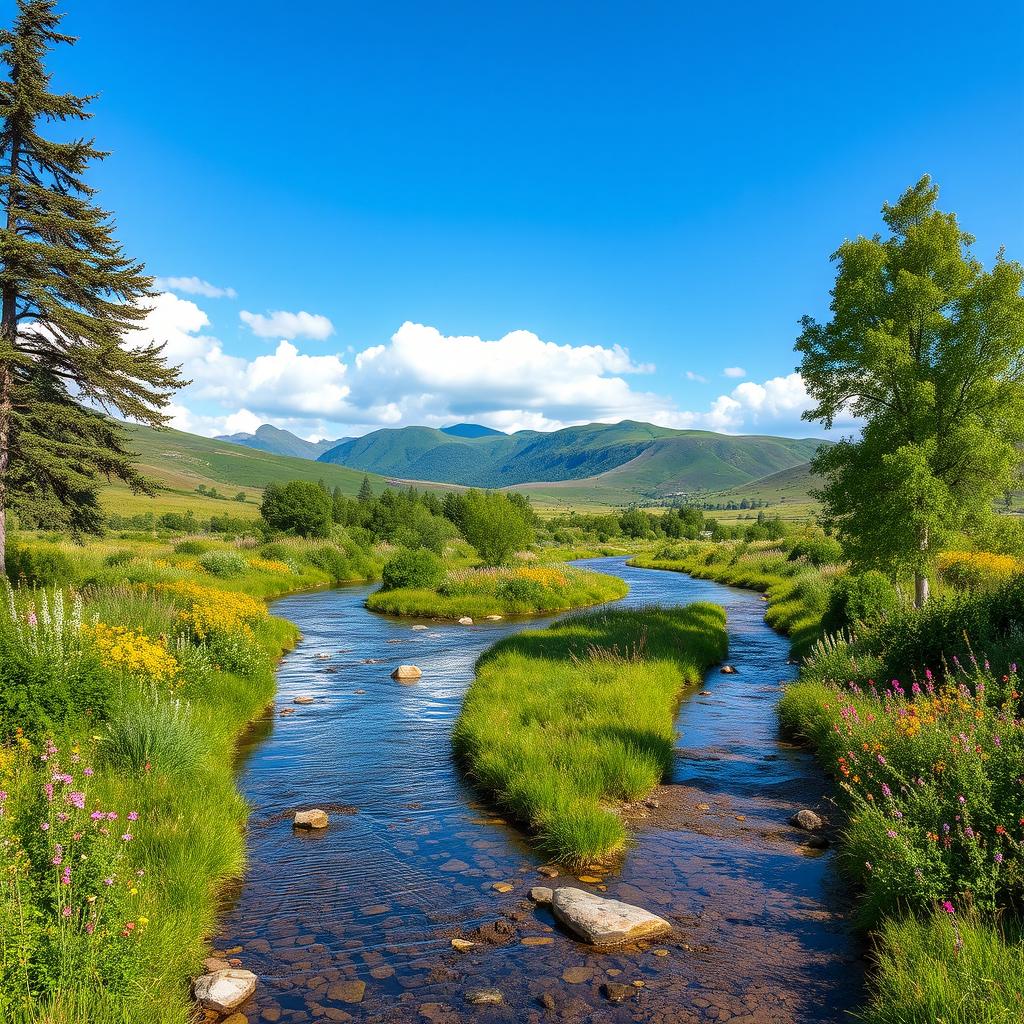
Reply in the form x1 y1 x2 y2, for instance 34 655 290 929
318 419 824 500
215 424 347 459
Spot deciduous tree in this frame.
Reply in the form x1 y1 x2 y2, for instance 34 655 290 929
797 177 1024 605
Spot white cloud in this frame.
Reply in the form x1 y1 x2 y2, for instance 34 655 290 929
240 309 335 341
723 366 747 378
685 370 707 383
144 297 843 440
153 276 237 299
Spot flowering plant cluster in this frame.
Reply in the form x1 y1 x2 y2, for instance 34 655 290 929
83 622 180 689
0 739 149 1012
936 550 1023 594
795 661 1023 923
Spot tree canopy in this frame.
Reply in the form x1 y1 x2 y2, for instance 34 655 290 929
797 176 1024 604
260 481 332 538
0 1 184 571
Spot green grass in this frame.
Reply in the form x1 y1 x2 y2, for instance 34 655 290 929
452 604 727 864
630 539 840 658
366 563 628 619
861 911 1024 1023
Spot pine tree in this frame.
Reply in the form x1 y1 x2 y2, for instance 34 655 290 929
0 0 184 573
357 475 374 503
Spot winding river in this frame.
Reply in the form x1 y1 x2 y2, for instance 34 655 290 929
214 557 864 1023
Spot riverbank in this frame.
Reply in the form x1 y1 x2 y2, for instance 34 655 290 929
453 603 728 864
0 532 380 1024
366 562 629 619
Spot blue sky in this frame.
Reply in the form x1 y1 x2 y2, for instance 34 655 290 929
45 0 1024 439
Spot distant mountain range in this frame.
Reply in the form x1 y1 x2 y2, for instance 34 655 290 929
312 420 825 497
215 424 350 460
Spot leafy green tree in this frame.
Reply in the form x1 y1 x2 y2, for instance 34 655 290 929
260 481 332 538
0 1 184 573
357 475 374 503
460 489 533 565
797 177 1024 605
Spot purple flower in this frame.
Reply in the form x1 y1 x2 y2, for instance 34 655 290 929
90 811 103 821
121 833 133 842
941 900 955 914
83 767 94 777
61 865 71 885
886 829 897 838
881 783 892 799
995 852 1004 864
127 811 138 822
103 877 114 887
40 822 50 831
67 792 85 810
106 812 118 821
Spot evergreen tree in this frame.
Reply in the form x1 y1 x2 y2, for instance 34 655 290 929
357 474 374 503
0 1 184 572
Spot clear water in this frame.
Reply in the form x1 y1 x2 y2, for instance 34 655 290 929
213 557 864 1022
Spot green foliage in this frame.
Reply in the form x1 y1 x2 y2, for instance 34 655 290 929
4 542 76 585
260 481 332 538
457 489 534 565
822 570 901 636
172 540 209 556
797 177 1024 601
196 550 249 578
0 586 110 738
0 0 185 569
788 534 843 566
100 694 205 776
452 605 727 863
380 548 444 592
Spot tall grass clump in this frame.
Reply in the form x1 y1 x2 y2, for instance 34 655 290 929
453 604 727 864
368 560 628 618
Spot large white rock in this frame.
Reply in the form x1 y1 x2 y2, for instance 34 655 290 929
551 887 671 946
458 616 474 625
194 968 257 1012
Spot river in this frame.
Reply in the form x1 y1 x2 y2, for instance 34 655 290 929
212 557 864 1023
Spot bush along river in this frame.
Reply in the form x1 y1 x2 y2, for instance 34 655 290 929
209 557 864 1023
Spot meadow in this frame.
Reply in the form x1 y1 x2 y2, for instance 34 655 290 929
452 604 727 864
0 528 379 1024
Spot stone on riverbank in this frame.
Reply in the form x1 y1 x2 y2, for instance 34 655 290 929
293 809 329 830
790 808 824 831
485 615 503 620
193 968 257 1013
458 616 474 625
551 888 672 946
391 664 423 681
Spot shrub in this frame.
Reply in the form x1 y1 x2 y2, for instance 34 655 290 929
937 550 1022 594
173 539 210 556
822 570 901 636
788 534 843 566
103 550 136 568
260 481 332 538
197 550 249 578
381 549 444 591
4 543 77 586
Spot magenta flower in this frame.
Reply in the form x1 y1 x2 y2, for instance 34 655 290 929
90 811 103 821
68 792 86 810
106 812 118 821
127 811 138 822
83 767 94 777
942 901 955 914
61 866 71 885
995 852 1004 864
40 822 50 831
121 833 133 842
61 906 71 918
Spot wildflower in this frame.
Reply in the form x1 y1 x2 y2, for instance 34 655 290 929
61 865 71 885
40 822 50 831
90 811 104 821
103 877 114 886
138 916 149 926
127 811 139 821
83 767 94 777
61 906 71 918
941 901 955 914
68 791 85 810
995 852 1004 864
121 832 133 842
886 830 897 838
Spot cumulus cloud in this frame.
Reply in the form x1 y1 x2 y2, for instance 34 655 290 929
153 276 237 299
142 296 842 440
240 309 335 341
723 366 747 378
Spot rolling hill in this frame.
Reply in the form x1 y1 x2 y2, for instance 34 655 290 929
318 419 826 498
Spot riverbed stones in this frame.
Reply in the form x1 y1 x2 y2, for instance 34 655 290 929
529 886 553 904
293 809 329 830
602 982 633 1005
193 968 257 1013
458 616 474 625
391 664 423 681
537 865 559 878
790 808 824 831
465 988 503 1006
293 696 315 704
562 965 594 984
327 980 365 1003
551 888 672 946
492 880 514 893
450 938 475 952
203 956 231 972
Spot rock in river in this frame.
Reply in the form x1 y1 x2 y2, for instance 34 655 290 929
529 886 553 904
391 664 423 681
293 695 314 704
551 887 672 946
720 664 738 674
790 808 824 831
293 809 329 830
466 988 503 1005
193 968 257 1013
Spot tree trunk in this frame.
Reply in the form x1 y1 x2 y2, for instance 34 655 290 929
0 122 20 582
914 524 930 608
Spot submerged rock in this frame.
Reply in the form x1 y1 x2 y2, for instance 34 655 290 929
193 968 257 1013
552 887 672 946
293 809 329 830
529 886 553 904
391 664 423 681
465 988 503 1006
293 695 314 704
450 937 475 952
790 808 824 831
412 624 429 630
602 982 633 1005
